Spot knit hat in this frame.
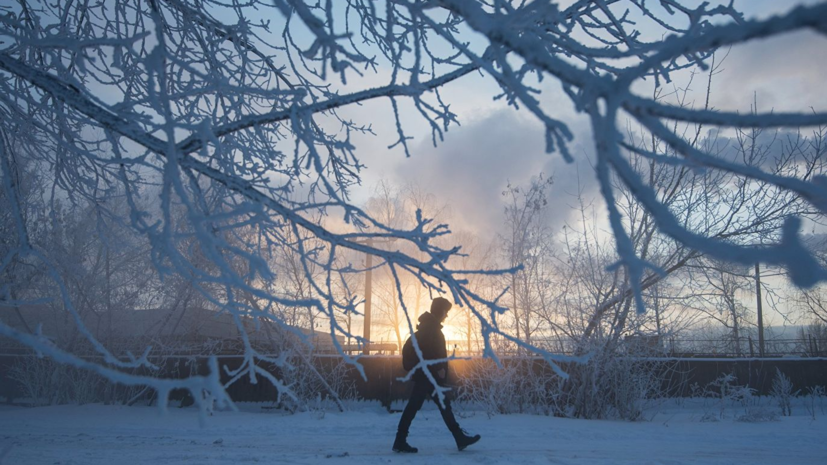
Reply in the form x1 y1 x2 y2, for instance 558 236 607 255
430 297 453 318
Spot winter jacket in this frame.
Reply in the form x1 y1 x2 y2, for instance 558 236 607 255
411 311 449 384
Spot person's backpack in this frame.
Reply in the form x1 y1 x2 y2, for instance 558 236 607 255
402 333 419 371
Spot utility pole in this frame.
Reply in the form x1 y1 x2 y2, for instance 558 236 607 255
358 236 396 355
467 308 473 356
755 263 765 357
363 238 373 355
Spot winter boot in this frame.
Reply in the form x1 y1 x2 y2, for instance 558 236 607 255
392 432 418 453
452 429 481 451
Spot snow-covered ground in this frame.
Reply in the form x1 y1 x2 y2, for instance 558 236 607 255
0 401 824 465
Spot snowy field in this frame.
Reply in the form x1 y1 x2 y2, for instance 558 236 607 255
0 402 825 465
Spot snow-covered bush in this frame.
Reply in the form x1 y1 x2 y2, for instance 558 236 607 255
694 370 798 422
805 385 825 420
735 407 779 423
726 379 777 423
258 326 358 413
771 368 798 417
457 356 559 417
7 356 62 406
552 342 677 421
457 341 676 421
276 352 359 413
699 372 755 420
8 355 104 406
63 362 104 405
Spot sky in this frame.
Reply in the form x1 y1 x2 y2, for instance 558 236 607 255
341 0 827 243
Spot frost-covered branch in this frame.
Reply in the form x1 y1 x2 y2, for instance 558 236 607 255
2 0 826 410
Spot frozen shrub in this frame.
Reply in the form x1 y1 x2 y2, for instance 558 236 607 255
805 386 825 420
551 342 678 421
699 412 720 422
65 367 103 405
456 356 558 418
736 408 779 423
700 372 758 420
457 340 677 421
770 368 797 417
7 356 62 406
271 339 358 413
7 355 105 406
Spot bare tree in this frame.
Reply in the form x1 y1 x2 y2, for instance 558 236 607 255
798 288 827 326
501 174 555 352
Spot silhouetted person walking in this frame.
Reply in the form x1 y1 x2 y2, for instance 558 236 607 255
393 297 481 453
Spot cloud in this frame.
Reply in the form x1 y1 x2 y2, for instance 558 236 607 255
349 1 827 243
387 108 597 239
711 30 827 113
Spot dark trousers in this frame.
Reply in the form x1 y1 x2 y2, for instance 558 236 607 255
396 379 460 436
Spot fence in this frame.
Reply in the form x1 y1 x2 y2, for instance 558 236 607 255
2 353 826 407
441 334 827 358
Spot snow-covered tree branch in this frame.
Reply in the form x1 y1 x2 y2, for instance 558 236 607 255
1 0 826 409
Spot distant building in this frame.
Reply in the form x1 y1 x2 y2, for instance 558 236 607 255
0 305 344 356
